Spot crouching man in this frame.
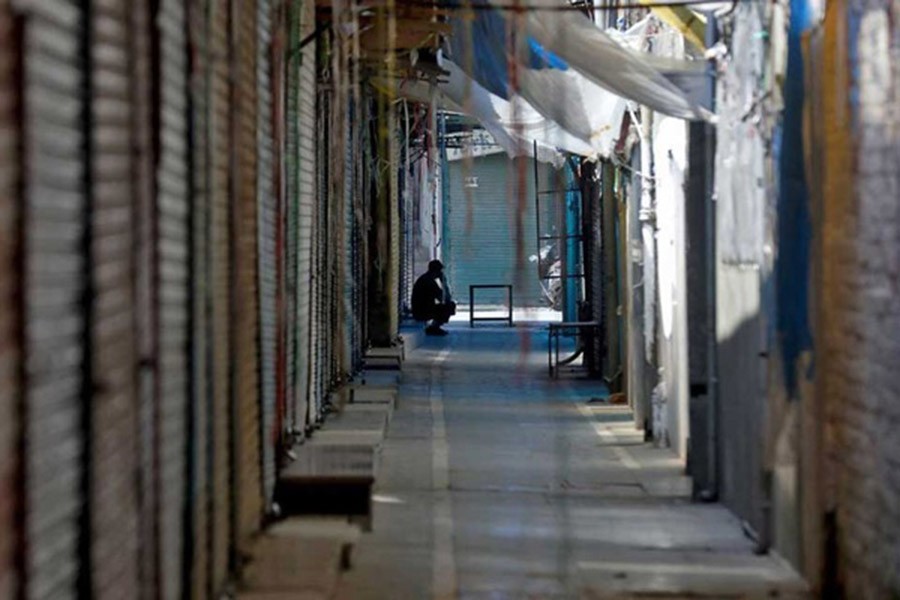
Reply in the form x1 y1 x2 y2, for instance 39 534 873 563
411 260 456 336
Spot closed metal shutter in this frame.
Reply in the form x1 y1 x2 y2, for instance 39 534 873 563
446 154 549 308
88 0 140 597
187 0 211 596
296 0 316 433
342 105 353 375
129 0 157 594
0 3 19 598
256 0 277 505
155 0 190 597
352 104 366 366
232 0 262 550
284 0 299 438
388 110 400 338
312 85 329 422
20 3 86 599
209 0 232 590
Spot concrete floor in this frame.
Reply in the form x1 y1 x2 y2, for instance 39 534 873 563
335 325 806 599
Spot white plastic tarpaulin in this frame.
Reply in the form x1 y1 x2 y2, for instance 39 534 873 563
438 56 595 166
518 3 711 121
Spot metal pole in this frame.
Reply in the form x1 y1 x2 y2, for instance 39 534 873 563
702 13 719 502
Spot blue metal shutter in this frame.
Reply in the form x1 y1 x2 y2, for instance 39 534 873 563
21 3 85 598
446 154 549 309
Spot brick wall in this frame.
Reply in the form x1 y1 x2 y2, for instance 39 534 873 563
817 2 900 596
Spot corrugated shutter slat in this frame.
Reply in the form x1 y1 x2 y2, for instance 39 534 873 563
22 4 85 599
89 0 140 597
156 1 190 597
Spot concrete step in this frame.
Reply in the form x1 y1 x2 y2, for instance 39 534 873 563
239 535 344 598
275 444 375 529
268 517 362 570
349 384 397 408
356 370 401 386
323 407 388 438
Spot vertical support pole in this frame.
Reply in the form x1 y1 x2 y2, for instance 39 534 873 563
601 161 621 392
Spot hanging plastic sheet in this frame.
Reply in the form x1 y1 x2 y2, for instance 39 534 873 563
715 7 767 265
436 56 595 165
520 5 710 121
444 7 708 156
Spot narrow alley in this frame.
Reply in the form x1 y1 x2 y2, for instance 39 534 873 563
1 0 899 598
336 326 805 598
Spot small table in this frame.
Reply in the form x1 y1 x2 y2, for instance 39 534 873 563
469 284 514 327
548 321 599 378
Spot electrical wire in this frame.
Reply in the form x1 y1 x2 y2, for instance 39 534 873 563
346 0 757 12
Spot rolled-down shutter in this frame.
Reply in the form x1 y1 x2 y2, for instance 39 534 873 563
187 0 211 596
156 0 190 597
284 0 299 435
257 0 277 505
312 84 329 422
342 103 353 376
233 0 262 549
389 109 400 339
0 3 19 598
89 0 140 597
209 0 232 588
21 3 86 599
130 0 156 593
296 0 316 429
446 154 548 308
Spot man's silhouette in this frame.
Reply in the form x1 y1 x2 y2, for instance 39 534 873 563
411 259 455 336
